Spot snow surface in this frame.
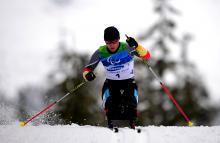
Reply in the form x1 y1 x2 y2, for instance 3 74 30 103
0 123 220 143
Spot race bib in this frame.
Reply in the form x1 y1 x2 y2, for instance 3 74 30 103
101 51 134 80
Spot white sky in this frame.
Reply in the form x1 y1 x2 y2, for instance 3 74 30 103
0 0 220 102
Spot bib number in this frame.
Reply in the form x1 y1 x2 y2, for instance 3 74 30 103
115 74 120 78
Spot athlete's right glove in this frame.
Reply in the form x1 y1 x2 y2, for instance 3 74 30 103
83 68 96 81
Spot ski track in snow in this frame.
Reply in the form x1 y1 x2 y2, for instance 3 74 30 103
0 122 220 143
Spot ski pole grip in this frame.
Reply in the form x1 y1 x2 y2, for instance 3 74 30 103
125 34 129 39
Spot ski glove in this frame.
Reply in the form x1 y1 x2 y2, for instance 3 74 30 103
126 36 138 48
83 69 96 81
126 35 151 60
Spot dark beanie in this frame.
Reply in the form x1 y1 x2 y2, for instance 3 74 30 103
104 26 120 41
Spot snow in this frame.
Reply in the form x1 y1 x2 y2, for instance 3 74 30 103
0 123 220 143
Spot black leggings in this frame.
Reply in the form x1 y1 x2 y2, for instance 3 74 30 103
102 78 138 120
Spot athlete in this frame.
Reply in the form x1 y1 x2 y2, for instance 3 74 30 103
82 26 151 129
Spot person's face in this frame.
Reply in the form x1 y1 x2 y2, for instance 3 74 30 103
105 39 120 52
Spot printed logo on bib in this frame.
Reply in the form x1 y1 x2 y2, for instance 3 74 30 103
107 65 124 71
107 56 121 65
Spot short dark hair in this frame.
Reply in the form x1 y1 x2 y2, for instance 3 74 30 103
104 26 120 41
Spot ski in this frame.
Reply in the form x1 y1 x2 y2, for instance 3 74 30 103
109 127 141 133
113 127 119 133
136 128 142 133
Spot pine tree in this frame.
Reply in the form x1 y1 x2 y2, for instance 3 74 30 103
135 0 216 126
45 33 104 125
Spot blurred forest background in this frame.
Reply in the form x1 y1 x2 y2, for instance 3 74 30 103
1 0 220 126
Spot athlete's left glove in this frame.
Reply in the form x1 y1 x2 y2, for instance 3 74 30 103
126 36 138 48
83 69 96 81
126 35 151 60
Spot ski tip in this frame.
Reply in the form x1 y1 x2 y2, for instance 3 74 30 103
137 128 141 133
19 121 26 127
188 121 193 127
114 128 119 133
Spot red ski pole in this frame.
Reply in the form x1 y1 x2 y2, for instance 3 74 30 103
19 80 86 127
143 60 193 127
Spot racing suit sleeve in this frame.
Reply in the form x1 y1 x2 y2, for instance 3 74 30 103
126 43 151 59
83 49 100 74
